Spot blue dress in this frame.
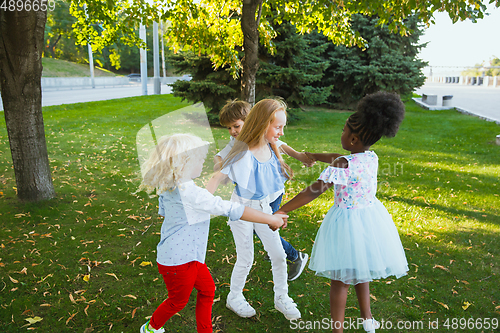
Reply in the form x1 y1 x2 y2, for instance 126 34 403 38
309 151 408 284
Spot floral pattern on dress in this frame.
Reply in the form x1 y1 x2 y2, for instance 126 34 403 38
318 151 379 209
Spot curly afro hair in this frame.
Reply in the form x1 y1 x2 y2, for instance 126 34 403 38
346 91 405 146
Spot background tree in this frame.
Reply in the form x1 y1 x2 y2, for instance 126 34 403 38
169 14 426 122
0 10 55 202
323 14 427 107
487 57 500 76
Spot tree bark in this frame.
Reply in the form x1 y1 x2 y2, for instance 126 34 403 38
0 10 56 202
241 0 262 106
49 34 62 59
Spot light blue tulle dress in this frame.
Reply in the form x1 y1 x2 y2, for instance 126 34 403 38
309 151 409 285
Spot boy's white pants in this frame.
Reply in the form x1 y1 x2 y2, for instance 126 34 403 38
228 192 288 299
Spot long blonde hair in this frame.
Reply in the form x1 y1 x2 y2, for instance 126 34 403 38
139 133 208 194
222 98 293 179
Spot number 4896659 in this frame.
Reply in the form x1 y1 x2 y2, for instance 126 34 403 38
1 0 56 11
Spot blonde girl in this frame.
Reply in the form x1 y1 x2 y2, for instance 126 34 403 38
207 98 301 320
138 133 286 333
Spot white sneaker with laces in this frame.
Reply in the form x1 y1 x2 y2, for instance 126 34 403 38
226 293 256 318
274 294 301 320
140 320 165 333
363 318 381 333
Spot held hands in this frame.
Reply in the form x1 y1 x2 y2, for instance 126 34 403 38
269 212 288 231
300 152 316 167
274 210 288 229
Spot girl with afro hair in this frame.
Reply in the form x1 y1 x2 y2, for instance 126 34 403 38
277 91 409 332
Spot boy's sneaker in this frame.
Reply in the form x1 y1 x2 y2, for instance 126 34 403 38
226 293 256 318
140 320 165 333
275 294 301 320
363 318 381 333
287 252 308 281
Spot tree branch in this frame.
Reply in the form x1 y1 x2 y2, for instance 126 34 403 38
256 1 262 26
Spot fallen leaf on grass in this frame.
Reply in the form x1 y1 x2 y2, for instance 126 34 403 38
66 312 77 325
433 265 450 272
17 267 28 275
84 305 90 316
434 300 449 309
8 275 18 283
37 274 53 283
106 273 119 280
462 301 472 310
131 307 138 319
40 304 51 307
69 294 77 304
25 317 43 325
83 274 90 282
123 294 137 299
139 261 152 267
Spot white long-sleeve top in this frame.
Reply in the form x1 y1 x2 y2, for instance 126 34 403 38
156 180 245 266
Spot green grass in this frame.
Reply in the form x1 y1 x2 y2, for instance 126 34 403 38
42 58 118 77
0 96 499 332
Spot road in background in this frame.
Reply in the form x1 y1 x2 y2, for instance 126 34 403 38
415 82 500 124
0 83 173 111
2 81 499 126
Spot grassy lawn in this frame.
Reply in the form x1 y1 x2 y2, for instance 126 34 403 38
42 58 118 77
0 95 499 332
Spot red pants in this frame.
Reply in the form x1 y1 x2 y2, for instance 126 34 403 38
150 261 215 333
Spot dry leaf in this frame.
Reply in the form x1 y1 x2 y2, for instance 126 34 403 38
66 312 77 325
106 273 119 280
434 300 449 309
131 307 138 319
84 305 90 316
37 274 53 283
123 294 137 299
139 261 152 267
8 275 18 284
69 294 77 304
83 274 90 282
406 296 416 301
433 265 450 272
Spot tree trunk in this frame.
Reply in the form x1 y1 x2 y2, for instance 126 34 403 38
241 0 262 105
0 10 56 202
49 34 62 59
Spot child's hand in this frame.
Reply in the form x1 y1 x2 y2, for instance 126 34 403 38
301 152 316 167
274 210 288 229
269 213 288 231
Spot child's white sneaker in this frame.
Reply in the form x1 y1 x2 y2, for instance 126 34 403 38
363 318 380 333
140 320 165 333
274 294 301 320
226 293 256 318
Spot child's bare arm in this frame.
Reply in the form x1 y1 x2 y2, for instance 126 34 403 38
305 152 343 164
206 171 228 194
281 144 315 167
241 207 287 231
276 180 334 214
213 155 222 172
